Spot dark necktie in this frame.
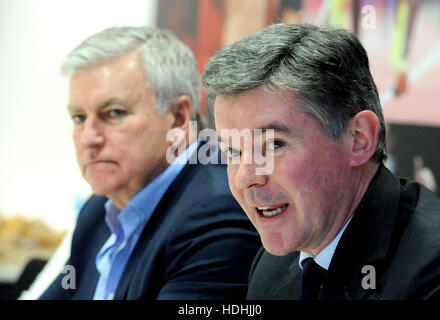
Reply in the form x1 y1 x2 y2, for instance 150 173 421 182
299 257 327 300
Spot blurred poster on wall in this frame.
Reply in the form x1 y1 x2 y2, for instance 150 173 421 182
157 0 439 193
386 123 439 195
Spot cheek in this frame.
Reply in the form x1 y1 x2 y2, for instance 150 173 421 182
111 127 151 155
72 131 80 147
280 148 347 206
116 127 170 180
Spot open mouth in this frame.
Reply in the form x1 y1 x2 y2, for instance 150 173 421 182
256 204 289 217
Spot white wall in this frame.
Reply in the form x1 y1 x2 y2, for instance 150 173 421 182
0 0 157 231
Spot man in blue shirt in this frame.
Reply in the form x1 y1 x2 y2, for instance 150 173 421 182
39 26 260 300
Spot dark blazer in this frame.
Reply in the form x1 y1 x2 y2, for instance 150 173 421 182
247 165 440 300
40 153 261 300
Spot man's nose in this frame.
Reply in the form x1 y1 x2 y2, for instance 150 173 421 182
79 117 104 148
233 153 268 190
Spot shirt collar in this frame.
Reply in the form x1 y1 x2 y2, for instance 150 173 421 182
104 200 122 235
104 140 199 239
126 139 199 211
299 214 353 270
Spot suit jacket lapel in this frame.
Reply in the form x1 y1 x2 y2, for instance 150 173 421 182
72 195 110 300
273 254 302 299
320 165 402 300
114 159 197 299
83 224 110 299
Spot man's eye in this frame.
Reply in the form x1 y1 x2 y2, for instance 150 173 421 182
105 109 127 119
224 148 241 159
71 114 85 124
266 140 285 151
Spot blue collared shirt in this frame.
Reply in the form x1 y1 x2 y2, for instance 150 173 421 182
93 141 199 300
299 215 353 271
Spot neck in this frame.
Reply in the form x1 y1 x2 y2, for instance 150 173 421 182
306 161 380 256
108 135 197 210
345 161 380 220
108 160 171 210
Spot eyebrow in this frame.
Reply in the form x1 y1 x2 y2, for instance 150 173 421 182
67 105 81 113
217 122 292 145
257 122 291 134
67 98 128 113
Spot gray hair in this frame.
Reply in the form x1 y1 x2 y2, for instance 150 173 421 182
62 26 200 118
201 23 386 162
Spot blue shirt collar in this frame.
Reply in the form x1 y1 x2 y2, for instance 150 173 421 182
103 140 199 240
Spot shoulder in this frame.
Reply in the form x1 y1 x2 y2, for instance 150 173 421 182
40 195 108 299
382 180 440 298
247 248 300 300
161 162 260 259
74 195 108 235
179 161 230 194
412 183 440 223
70 195 110 256
398 179 440 239
168 162 241 217
399 181 440 257
156 161 258 250
76 195 107 223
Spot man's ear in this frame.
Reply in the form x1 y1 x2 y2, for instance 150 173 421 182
348 110 380 167
168 95 192 131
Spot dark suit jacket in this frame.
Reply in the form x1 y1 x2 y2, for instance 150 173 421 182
247 165 440 300
40 155 261 299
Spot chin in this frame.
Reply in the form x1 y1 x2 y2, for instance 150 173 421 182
91 188 107 196
89 181 121 197
261 237 295 256
264 247 293 256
